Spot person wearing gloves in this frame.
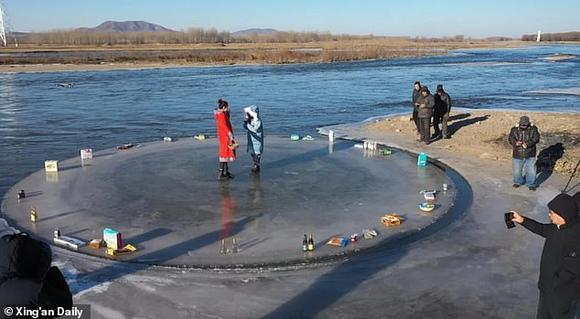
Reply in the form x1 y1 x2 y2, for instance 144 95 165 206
511 193 580 319
243 105 264 173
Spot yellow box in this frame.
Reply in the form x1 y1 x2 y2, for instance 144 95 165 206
44 160 58 173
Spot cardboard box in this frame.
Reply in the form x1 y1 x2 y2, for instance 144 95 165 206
80 148 93 160
103 228 122 250
44 160 59 172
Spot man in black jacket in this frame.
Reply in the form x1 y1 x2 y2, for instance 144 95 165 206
508 116 541 191
433 84 452 139
511 193 580 319
417 86 435 145
412 81 422 135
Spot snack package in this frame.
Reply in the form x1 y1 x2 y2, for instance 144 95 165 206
327 237 349 247
381 214 402 227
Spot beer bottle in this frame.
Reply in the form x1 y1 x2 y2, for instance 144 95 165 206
232 237 239 253
302 234 308 252
307 234 314 251
219 239 227 255
30 207 38 223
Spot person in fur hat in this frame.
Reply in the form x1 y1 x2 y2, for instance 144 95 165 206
243 105 264 173
511 193 580 318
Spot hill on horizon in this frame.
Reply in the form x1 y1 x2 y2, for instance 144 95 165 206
231 28 279 37
77 21 175 33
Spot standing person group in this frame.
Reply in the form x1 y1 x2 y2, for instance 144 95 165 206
412 81 452 145
214 99 264 180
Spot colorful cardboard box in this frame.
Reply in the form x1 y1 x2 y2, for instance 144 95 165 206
103 228 122 250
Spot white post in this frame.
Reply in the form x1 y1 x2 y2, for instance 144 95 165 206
536 30 541 43
0 6 7 47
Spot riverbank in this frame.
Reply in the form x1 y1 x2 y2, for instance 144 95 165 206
0 39 526 73
325 110 580 177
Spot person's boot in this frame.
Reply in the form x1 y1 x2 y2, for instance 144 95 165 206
225 169 234 179
251 165 260 174
218 169 227 180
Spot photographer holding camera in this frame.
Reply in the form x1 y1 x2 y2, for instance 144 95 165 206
510 193 580 319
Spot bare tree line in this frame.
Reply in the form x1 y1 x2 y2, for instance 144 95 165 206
13 28 379 46
18 28 231 45
522 31 580 42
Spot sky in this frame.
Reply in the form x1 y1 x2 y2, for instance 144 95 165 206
2 0 580 38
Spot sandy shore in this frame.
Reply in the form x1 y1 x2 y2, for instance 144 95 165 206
359 110 579 176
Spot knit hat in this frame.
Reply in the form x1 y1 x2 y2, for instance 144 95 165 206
519 116 530 126
547 193 578 224
420 86 429 93
436 84 444 92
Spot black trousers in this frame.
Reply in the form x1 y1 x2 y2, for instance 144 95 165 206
537 291 578 319
418 117 431 143
412 109 419 132
433 112 450 138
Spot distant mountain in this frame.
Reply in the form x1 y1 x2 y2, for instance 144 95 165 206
77 21 175 33
231 28 279 37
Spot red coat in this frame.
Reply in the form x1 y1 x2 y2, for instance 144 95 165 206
214 110 236 162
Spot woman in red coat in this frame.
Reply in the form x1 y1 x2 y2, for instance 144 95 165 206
214 99 237 179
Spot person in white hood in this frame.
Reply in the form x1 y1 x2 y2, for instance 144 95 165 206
243 105 264 173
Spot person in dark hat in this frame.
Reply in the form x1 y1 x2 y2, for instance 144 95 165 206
416 86 435 144
511 193 580 319
433 84 452 139
412 81 422 135
508 116 541 190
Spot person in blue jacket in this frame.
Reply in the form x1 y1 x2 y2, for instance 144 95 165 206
243 105 264 173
